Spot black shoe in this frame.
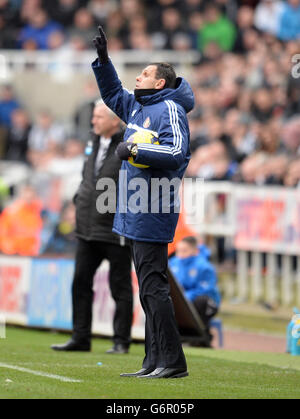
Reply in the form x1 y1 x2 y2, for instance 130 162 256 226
120 367 155 377
51 339 91 352
138 367 188 379
106 344 129 354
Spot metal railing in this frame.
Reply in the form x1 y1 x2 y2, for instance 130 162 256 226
0 49 201 77
184 180 300 307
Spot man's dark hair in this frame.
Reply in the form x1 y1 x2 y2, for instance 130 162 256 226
181 236 198 248
151 62 177 89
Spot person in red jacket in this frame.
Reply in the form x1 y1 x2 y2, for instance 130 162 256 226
168 209 196 257
0 184 43 256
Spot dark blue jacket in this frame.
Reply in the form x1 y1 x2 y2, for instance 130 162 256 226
92 59 194 243
169 247 221 306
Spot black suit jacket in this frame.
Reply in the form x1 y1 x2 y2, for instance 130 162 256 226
74 130 127 246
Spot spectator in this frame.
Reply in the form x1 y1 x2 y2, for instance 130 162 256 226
19 8 63 50
0 184 43 256
0 177 9 213
46 137 84 175
283 158 300 187
169 236 221 347
277 0 300 41
251 88 275 122
254 0 284 36
126 14 151 49
120 0 144 20
43 201 77 254
263 154 289 185
0 13 18 49
281 117 300 153
233 5 255 53
46 0 81 28
27 109 66 153
171 32 193 51
73 80 99 142
187 11 204 49
0 85 21 128
27 109 66 169
47 30 66 50
235 152 269 184
159 7 185 49
45 137 84 201
184 0 205 19
198 3 237 53
87 0 117 26
67 8 95 49
0 0 21 24
4 108 31 163
105 10 126 41
168 210 197 257
128 29 153 50
257 124 285 155
286 65 300 117
20 0 43 23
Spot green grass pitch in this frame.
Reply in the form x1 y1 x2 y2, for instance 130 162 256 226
1 327 300 399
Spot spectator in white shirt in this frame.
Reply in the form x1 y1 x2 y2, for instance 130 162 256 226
254 0 284 36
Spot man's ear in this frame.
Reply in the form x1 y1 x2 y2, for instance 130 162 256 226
155 78 166 89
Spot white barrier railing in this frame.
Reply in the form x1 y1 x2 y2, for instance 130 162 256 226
184 180 300 307
0 49 200 78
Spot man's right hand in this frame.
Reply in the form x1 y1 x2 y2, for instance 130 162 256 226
93 26 109 64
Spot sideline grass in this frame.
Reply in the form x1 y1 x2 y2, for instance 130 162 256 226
0 327 300 399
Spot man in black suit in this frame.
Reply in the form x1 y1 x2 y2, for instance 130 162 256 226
51 101 133 354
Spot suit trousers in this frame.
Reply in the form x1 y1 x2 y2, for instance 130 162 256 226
131 240 187 370
72 238 133 347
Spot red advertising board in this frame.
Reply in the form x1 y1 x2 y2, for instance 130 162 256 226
235 187 300 254
0 256 31 324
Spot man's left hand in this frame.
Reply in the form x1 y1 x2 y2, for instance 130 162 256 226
116 142 134 161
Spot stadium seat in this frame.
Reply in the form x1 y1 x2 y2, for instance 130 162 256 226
210 318 224 348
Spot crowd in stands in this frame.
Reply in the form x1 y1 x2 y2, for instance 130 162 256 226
0 0 300 51
0 0 300 257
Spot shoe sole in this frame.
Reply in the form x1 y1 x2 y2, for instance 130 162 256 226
169 371 189 378
120 373 143 377
120 369 155 377
138 371 189 379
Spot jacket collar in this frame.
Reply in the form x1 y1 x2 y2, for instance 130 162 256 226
135 78 194 113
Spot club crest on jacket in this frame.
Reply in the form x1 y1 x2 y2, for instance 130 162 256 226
143 117 151 129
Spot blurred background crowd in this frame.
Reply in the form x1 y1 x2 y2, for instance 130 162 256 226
0 0 299 258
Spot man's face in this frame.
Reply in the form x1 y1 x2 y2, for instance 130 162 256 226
92 104 118 137
135 65 165 90
176 241 198 259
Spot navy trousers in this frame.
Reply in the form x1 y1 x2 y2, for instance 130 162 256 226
131 240 187 370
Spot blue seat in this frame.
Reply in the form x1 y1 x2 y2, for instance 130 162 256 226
209 318 224 348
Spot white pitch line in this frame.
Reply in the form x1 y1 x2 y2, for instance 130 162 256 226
0 363 82 383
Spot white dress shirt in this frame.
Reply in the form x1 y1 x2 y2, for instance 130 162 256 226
94 136 111 175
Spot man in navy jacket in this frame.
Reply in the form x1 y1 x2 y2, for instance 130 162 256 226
92 27 194 379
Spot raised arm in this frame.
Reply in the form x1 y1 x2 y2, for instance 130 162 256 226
92 26 135 123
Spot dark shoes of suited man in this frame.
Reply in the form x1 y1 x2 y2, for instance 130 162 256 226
51 339 91 352
138 367 189 379
106 344 129 354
